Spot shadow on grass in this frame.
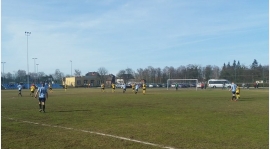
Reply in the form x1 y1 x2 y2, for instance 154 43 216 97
52 110 92 112
236 98 253 101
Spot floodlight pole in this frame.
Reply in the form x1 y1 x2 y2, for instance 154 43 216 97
25 31 31 89
32 58 37 73
36 64 39 73
1 62 6 84
70 60 72 76
36 64 39 83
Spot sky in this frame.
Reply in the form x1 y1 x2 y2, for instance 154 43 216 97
1 0 269 76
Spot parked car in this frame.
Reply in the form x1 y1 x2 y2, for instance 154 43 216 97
116 84 124 88
190 83 196 87
179 83 188 88
148 84 154 87
162 83 167 87
126 84 132 88
156 84 162 87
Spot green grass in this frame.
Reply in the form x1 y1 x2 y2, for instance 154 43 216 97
1 87 269 149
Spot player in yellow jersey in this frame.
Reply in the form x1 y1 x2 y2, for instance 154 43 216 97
236 84 240 100
131 83 135 93
142 83 146 94
64 84 67 92
30 84 36 97
111 83 115 93
101 83 105 92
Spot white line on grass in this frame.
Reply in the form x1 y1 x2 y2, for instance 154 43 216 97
3 117 177 149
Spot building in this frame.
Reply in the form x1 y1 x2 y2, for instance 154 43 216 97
62 72 115 87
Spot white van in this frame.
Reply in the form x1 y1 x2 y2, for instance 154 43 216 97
208 79 231 88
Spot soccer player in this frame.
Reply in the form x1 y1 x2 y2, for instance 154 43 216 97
229 82 237 101
101 83 105 92
111 83 115 93
64 84 67 92
30 84 35 97
135 84 139 94
17 83 22 97
122 83 126 93
48 83 53 93
131 83 135 93
35 83 48 113
142 83 146 94
175 83 178 91
236 84 241 100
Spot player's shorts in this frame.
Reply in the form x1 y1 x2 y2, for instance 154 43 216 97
232 91 236 96
31 91 34 93
49 87 52 90
38 98 46 102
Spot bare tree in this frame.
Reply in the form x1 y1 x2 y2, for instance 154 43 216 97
97 67 109 83
117 70 126 77
212 66 220 79
117 68 135 83
38 72 46 78
74 69 81 77
53 69 64 83
135 68 144 81
155 67 162 83
16 70 27 82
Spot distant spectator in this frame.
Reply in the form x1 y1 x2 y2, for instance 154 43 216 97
201 82 204 89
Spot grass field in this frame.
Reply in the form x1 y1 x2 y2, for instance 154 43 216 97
1 87 269 149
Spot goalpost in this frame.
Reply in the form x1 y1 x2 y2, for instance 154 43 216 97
167 79 198 91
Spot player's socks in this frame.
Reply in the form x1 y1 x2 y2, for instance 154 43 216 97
43 105 45 112
39 104 41 110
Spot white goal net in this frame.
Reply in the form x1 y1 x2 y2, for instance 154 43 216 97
167 79 198 91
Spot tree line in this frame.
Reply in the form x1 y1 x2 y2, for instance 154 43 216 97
1 59 268 85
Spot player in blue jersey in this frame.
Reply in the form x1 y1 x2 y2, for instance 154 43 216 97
35 83 48 113
229 82 237 101
135 84 139 94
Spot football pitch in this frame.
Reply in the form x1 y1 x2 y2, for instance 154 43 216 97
1 87 269 149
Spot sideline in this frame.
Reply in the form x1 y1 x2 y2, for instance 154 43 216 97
2 116 177 149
